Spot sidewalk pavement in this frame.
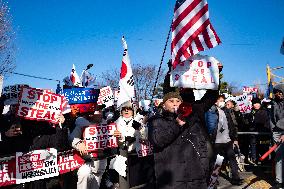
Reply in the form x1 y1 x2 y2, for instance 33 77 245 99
217 164 274 189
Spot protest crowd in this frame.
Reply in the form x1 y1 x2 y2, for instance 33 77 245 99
0 0 284 189
0 56 283 189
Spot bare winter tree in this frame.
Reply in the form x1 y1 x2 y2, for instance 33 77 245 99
0 0 15 76
98 64 165 102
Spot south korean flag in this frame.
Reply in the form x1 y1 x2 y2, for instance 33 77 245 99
117 37 135 107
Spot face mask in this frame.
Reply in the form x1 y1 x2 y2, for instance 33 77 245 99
218 102 225 108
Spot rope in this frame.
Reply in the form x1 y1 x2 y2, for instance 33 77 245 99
8 71 60 83
150 24 172 102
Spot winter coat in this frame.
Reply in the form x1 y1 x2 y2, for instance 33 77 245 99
211 107 238 143
148 110 208 189
251 108 270 132
205 105 218 135
270 99 284 131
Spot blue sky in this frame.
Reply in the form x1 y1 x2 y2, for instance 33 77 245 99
4 0 284 92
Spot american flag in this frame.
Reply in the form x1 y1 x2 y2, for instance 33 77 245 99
171 0 221 68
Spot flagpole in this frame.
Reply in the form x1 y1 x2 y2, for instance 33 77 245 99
151 24 172 101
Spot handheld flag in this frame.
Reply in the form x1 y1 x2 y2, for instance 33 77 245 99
171 0 221 69
70 64 81 87
117 37 135 107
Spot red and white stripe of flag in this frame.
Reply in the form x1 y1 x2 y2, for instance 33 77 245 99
171 0 221 69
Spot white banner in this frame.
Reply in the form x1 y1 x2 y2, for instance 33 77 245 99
16 148 58 184
97 86 114 108
170 54 220 90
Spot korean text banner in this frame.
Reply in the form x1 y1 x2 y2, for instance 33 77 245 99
97 86 114 108
17 87 63 124
62 88 100 105
16 148 58 184
2 84 29 105
170 54 219 90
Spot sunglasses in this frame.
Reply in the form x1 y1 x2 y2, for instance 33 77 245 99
122 107 133 111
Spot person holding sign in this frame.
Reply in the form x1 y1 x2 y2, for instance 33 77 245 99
69 107 119 189
148 91 209 189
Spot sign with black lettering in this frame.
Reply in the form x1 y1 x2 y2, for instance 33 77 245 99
17 87 63 124
16 148 58 184
84 124 118 151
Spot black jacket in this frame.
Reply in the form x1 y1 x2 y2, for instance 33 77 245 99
251 108 270 132
148 110 208 189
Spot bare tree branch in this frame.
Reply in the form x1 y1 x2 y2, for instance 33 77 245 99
98 64 165 102
0 0 16 76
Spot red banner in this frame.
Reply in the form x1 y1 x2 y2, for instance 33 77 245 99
58 151 85 174
0 157 16 187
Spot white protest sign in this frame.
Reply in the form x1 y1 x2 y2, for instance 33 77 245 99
235 93 252 114
97 86 114 108
16 148 58 184
242 86 258 94
84 123 118 151
17 87 63 124
170 54 220 89
2 84 29 105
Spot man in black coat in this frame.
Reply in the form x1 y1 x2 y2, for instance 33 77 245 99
148 88 217 189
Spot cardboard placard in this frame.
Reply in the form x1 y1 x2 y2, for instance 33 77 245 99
16 148 58 184
17 87 63 124
84 123 118 151
170 55 219 89
97 86 114 108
